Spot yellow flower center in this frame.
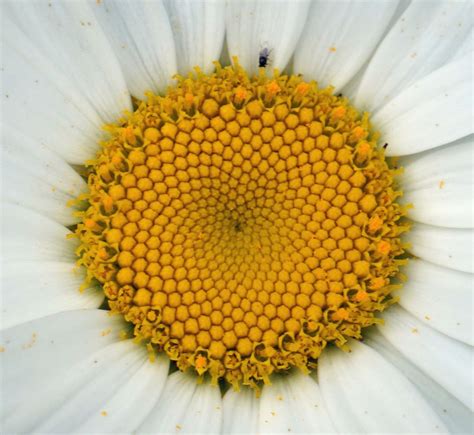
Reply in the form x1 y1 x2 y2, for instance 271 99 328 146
75 62 408 390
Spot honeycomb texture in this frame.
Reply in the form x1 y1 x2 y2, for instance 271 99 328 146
75 63 408 389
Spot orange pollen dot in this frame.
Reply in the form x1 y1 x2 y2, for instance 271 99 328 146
357 141 371 155
185 93 194 104
295 82 310 96
352 126 366 141
84 218 97 229
74 60 407 391
377 240 391 255
234 87 248 102
332 308 349 321
331 106 346 119
266 81 281 95
355 291 369 302
195 355 207 369
111 155 122 166
368 215 384 232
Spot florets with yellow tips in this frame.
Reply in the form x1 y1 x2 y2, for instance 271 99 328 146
74 61 409 390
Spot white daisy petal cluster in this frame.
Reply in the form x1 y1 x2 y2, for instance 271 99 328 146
1 0 472 434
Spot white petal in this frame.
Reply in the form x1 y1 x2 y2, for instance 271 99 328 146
318 340 447 433
397 259 473 345
1 261 103 330
293 0 398 91
2 203 77 262
225 0 311 77
164 0 226 75
1 127 87 226
3 1 131 164
93 0 178 98
400 136 474 228
140 371 222 434
259 371 335 434
453 26 474 60
1 309 126 432
378 305 474 411
222 387 259 434
76 354 168 434
36 344 167 434
179 378 223 434
372 52 473 156
29 340 147 433
406 222 473 273
367 329 474 435
354 1 473 112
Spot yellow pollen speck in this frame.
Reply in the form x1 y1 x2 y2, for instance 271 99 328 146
74 61 408 390
22 333 37 349
439 180 445 189
329 46 337 52
101 411 107 417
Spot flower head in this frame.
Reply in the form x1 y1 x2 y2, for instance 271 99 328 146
1 1 473 434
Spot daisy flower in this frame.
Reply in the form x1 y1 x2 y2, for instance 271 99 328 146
1 0 473 433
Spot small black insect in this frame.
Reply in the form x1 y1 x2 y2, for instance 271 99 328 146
336 93 343 97
259 48 271 68
383 143 389 150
